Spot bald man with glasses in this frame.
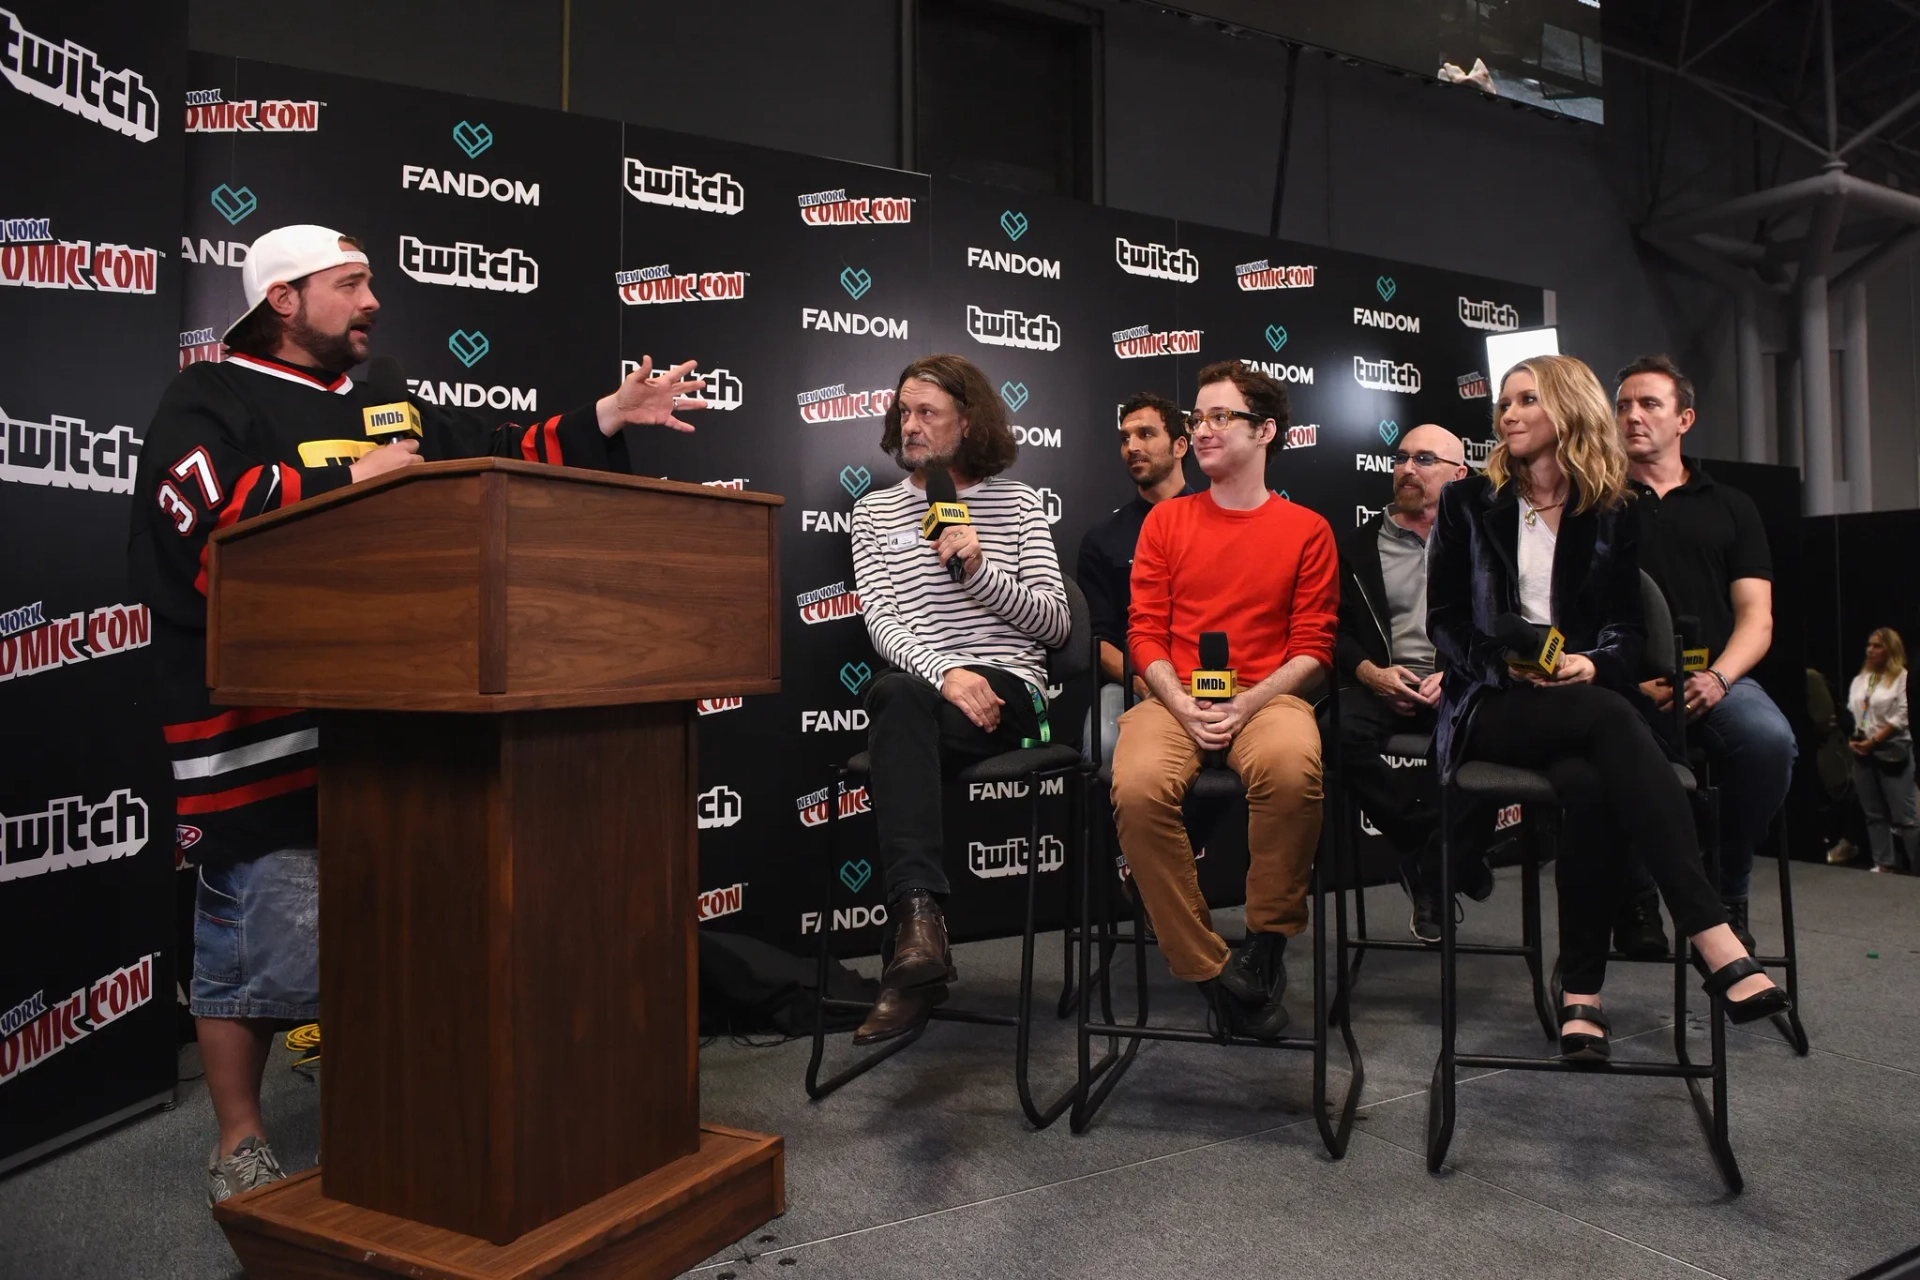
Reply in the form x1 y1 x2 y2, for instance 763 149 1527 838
1333 424 1490 941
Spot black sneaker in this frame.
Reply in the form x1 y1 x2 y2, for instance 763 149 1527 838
1235 933 1291 1040
1456 854 1495 903
1723 896 1756 953
1612 896 1670 960
1214 938 1268 1006
1401 867 1444 944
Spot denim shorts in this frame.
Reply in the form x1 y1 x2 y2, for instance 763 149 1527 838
190 848 320 1021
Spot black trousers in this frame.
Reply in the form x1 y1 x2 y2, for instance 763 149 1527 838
1335 687 1485 882
1466 683 1727 992
864 665 1041 902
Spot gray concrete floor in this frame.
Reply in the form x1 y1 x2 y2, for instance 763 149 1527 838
1 862 1915 1279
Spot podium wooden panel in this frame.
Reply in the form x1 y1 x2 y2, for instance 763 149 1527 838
205 459 784 1277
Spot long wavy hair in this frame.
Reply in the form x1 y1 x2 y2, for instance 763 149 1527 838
1484 354 1629 514
1864 627 1908 678
880 354 1017 479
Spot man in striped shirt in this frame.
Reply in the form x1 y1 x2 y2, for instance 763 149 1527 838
848 354 1069 1045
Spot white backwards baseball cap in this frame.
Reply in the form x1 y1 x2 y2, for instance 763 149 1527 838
223 224 370 341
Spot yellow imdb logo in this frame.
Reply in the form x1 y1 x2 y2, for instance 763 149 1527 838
920 500 970 539
297 438 379 467
362 400 422 438
1189 670 1236 699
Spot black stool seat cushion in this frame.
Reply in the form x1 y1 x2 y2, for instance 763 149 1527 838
1454 759 1697 802
1189 767 1246 803
1383 733 1433 759
844 746 1081 781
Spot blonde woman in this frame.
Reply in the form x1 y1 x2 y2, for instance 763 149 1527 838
1426 355 1787 1062
1849 628 1915 873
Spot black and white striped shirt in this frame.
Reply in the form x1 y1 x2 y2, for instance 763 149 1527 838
851 477 1069 693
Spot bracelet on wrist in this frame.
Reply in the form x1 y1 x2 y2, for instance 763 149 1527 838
1707 667 1731 695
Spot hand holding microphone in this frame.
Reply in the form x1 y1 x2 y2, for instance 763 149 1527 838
923 468 980 582
1492 612 1592 685
350 356 425 483
1186 632 1237 764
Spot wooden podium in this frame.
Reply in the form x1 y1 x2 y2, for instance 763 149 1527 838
206 459 784 1279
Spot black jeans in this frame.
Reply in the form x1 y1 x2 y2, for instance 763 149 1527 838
864 665 1041 902
1466 683 1727 992
1335 687 1483 883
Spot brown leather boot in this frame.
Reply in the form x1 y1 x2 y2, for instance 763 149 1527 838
852 982 949 1045
882 889 956 990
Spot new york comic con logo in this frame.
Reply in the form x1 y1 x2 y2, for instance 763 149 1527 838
614 262 746 305
183 87 321 133
0 953 156 1086
797 581 863 625
1113 324 1201 359
399 235 538 293
1 9 159 142
797 382 893 424
1115 237 1198 283
0 404 142 492
1235 259 1316 290
1458 297 1520 331
0 599 149 684
1 218 157 294
624 156 744 215
797 187 913 225
796 781 871 828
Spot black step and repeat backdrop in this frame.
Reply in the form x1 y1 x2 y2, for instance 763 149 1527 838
7 25 1546 1165
2 1 186 1169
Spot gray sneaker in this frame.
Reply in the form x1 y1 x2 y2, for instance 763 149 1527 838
207 1135 285 1206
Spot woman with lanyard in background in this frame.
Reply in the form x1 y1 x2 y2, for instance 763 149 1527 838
1848 628 1916 874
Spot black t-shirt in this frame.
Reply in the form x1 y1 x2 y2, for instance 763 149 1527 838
1630 457 1772 662
1075 487 1193 651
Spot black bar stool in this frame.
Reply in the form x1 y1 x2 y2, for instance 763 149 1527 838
1426 572 1745 1193
804 577 1130 1128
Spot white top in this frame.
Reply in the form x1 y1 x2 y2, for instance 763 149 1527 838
1849 668 1910 741
1516 501 1556 625
850 477 1070 692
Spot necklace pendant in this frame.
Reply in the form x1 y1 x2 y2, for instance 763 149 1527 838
1524 509 1538 527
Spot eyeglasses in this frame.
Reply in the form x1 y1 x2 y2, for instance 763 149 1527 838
1183 407 1265 436
1391 450 1463 469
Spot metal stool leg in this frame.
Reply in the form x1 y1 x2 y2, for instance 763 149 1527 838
1770 817 1810 1054
1427 783 1457 1173
1014 767 1084 1129
1520 822 1556 1042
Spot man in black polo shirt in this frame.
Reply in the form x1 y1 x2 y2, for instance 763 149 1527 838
1616 354 1797 950
1076 391 1191 756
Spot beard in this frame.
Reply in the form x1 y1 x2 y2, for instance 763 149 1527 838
1389 480 1425 516
286 303 371 372
1131 453 1178 489
892 437 957 473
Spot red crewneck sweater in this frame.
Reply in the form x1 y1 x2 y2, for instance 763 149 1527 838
1127 490 1339 686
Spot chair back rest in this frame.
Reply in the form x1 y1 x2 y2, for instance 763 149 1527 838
1638 570 1679 681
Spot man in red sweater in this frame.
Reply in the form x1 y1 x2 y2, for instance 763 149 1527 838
1112 360 1339 1038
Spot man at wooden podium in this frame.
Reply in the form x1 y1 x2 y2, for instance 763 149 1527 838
126 223 709 1208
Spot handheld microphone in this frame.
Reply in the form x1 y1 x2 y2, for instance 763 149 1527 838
362 356 422 445
1492 612 1564 677
1676 615 1710 673
921 467 971 583
1191 631 1234 768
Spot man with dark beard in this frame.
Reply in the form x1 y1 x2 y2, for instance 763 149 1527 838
847 354 1069 1044
1076 391 1191 754
129 224 708 1208
1333 422 1486 941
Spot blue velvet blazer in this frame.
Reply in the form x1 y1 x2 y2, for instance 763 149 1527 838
1426 472 1647 780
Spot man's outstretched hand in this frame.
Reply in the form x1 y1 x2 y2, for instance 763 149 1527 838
595 356 709 436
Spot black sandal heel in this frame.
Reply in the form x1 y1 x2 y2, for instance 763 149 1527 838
1558 1003 1611 1063
1691 952 1791 1025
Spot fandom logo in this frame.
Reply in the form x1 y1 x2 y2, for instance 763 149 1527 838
839 267 871 300
1378 420 1401 446
1354 306 1420 333
839 859 872 892
401 235 538 293
183 88 319 133
1457 371 1489 400
3 12 159 142
1113 325 1201 359
623 157 744 214
839 464 872 498
1264 325 1288 351
800 510 852 533
401 165 538 206
798 188 913 225
697 882 746 922
179 237 248 267
798 383 892 423
966 246 1060 279
696 785 743 830
407 379 536 412
1235 260 1316 290
838 662 873 695
1458 297 1520 332
447 329 489 368
1000 381 1029 410
801 307 907 339
616 263 745 304
967 305 1060 352
1034 487 1063 525
999 210 1029 240
800 903 889 934
0 600 149 683
967 777 1066 802
0 407 141 492
797 581 863 625
1012 424 1061 449
802 709 869 732
1115 237 1198 283
968 834 1065 879
1375 276 1398 302
0 788 149 883
209 184 257 226
1353 357 1422 394
796 782 871 828
451 119 492 157
1356 453 1394 473
1239 358 1314 386
0 233 157 294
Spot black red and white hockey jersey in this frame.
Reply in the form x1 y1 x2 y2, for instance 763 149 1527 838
128 352 629 865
